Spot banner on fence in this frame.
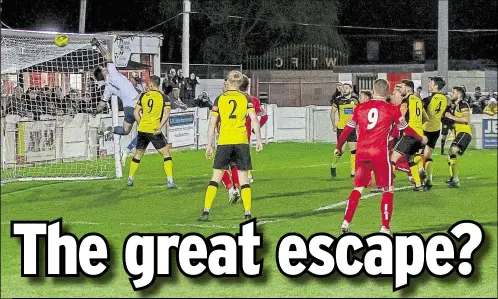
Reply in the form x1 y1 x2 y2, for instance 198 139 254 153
168 112 196 148
482 118 497 149
17 120 56 163
99 116 124 154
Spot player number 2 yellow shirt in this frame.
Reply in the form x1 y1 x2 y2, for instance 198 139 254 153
211 90 255 145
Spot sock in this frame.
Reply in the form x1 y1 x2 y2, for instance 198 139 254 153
127 136 138 151
449 155 458 180
221 170 233 190
204 181 218 211
409 161 422 187
113 126 126 135
344 190 362 223
441 137 447 152
231 165 240 189
448 156 453 177
350 150 356 174
164 157 173 183
331 151 340 167
414 155 424 172
380 192 394 229
128 158 140 179
241 184 252 214
425 158 433 182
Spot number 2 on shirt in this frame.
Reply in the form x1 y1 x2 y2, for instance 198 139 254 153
229 100 237 119
367 108 378 129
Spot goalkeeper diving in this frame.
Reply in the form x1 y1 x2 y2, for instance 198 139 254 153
91 38 139 165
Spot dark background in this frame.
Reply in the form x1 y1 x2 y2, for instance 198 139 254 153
2 0 497 65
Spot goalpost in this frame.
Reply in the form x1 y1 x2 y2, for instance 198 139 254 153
1 29 122 183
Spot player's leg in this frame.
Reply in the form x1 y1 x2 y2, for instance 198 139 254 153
127 132 148 186
225 163 241 204
423 130 439 189
234 144 254 220
331 129 343 177
348 130 358 177
221 170 234 190
246 122 255 183
373 158 395 235
440 125 449 155
110 107 136 135
341 159 368 233
447 133 471 188
197 145 230 221
408 154 424 190
156 142 177 189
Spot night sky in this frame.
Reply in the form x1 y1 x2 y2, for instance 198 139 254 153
2 0 497 63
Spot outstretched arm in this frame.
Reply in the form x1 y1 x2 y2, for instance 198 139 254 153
91 38 112 62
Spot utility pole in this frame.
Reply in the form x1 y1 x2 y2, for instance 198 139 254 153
438 0 449 88
182 0 190 76
79 0 87 33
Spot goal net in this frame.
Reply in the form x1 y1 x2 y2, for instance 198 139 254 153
1 29 121 182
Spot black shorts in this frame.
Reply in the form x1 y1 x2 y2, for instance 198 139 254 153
424 130 441 149
441 124 450 136
337 128 358 143
451 132 472 156
213 144 252 171
136 131 168 150
395 135 422 156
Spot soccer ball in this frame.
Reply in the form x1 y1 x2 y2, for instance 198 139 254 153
54 34 69 47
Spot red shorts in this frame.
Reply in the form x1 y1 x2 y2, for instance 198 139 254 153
354 157 393 188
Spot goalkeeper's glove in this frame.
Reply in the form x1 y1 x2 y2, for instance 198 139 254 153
91 38 100 47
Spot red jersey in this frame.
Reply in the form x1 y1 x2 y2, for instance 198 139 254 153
347 99 407 161
245 96 267 137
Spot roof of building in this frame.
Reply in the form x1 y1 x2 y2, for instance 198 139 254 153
97 31 163 38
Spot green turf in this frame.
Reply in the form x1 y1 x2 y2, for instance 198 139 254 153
1 143 497 298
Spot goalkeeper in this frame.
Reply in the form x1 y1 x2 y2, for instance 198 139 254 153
91 38 139 163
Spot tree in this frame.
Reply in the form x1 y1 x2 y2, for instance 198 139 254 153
160 0 345 64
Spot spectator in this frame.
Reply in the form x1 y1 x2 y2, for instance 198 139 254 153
484 98 497 116
330 83 342 105
174 69 186 101
415 86 423 98
193 91 212 109
183 72 199 107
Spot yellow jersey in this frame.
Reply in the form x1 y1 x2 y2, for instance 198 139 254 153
211 90 255 145
451 101 472 136
422 93 448 132
483 104 497 116
137 90 171 133
332 96 359 129
402 94 424 136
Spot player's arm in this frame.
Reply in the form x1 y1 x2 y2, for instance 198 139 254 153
156 95 172 134
206 97 220 149
445 108 470 124
94 85 112 115
336 110 356 152
330 102 338 131
422 108 429 123
248 109 263 152
91 38 112 62
134 94 145 124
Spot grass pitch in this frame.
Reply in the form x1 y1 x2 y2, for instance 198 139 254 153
1 143 497 298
